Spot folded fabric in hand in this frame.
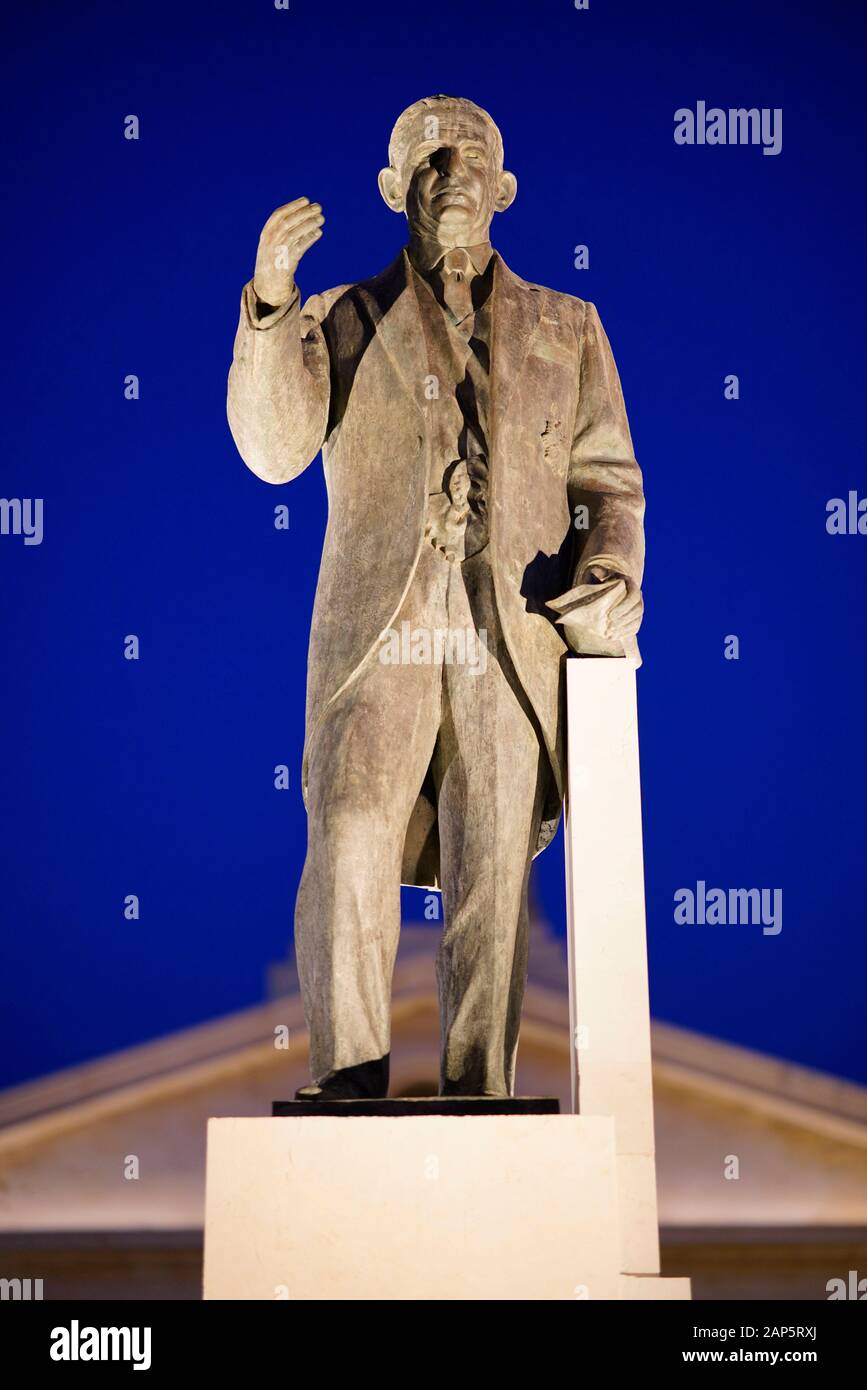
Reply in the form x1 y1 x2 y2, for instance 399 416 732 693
548 576 640 664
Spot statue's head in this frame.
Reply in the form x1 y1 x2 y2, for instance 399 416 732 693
379 95 517 247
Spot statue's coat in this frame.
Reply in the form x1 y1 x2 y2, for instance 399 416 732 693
228 250 644 887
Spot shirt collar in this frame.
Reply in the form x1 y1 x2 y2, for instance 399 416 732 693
406 239 495 279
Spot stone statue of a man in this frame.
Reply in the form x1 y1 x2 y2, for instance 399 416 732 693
227 95 645 1100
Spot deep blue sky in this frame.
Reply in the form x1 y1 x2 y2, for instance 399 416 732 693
1 0 865 1090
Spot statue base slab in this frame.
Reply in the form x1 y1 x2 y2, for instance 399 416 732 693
203 1115 690 1300
271 1095 560 1117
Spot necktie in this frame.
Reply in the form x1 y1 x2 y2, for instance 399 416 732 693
438 248 475 339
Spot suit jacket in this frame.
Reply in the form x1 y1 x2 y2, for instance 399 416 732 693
227 249 644 888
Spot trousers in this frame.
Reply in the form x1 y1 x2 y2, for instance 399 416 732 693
294 541 547 1095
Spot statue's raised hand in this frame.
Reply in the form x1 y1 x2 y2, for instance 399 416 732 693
253 198 324 308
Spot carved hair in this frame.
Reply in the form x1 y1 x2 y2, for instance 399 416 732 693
387 95 504 175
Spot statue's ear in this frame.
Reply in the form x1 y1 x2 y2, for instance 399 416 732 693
494 170 517 213
378 166 405 213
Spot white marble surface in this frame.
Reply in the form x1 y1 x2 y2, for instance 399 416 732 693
204 1114 630 1300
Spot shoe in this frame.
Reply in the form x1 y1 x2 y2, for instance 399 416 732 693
294 1054 390 1101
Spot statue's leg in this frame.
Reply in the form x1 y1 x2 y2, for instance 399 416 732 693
294 547 449 1087
433 551 546 1096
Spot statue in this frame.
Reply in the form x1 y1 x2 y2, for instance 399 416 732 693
227 95 645 1100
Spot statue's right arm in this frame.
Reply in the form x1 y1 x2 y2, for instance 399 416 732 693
227 197 331 484
226 282 332 484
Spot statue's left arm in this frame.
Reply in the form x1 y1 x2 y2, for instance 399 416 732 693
554 301 646 652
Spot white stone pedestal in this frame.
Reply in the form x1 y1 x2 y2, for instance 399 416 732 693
203 1113 688 1300
564 658 685 1291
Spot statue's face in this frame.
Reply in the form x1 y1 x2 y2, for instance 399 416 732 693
401 111 502 243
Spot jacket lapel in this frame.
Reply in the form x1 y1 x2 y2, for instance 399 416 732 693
489 254 543 447
353 250 542 440
354 251 428 421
